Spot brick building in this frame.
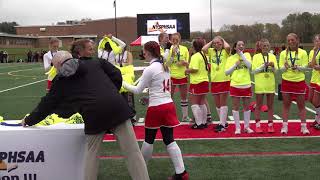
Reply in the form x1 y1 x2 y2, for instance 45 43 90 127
13 17 137 48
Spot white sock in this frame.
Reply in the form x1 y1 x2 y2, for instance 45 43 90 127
232 110 240 129
220 106 228 126
191 105 202 125
200 104 207 124
141 141 153 163
282 122 288 127
315 107 320 123
301 123 307 128
256 122 261 128
167 141 185 174
216 107 221 118
244 110 251 129
181 100 189 119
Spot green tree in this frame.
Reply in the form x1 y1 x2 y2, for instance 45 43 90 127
0 22 19 34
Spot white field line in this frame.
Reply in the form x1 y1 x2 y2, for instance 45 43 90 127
0 79 46 94
228 116 234 121
273 114 282 120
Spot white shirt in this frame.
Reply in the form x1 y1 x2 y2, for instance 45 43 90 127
43 51 57 72
98 50 116 65
123 58 172 107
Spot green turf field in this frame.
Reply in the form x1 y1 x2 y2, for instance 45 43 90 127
0 62 319 180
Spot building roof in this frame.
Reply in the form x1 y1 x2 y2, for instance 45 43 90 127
0 33 38 39
14 16 136 28
38 35 98 38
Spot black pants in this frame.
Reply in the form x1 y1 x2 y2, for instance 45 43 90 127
145 127 174 146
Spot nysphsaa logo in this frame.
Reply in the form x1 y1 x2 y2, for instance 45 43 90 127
0 151 45 180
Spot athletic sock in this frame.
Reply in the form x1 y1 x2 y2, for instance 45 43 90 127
181 100 189 119
220 106 228 126
199 104 207 124
167 141 185 174
141 141 153 163
232 110 240 130
244 110 251 129
191 105 202 125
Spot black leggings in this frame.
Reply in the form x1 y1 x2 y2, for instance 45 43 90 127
145 127 174 146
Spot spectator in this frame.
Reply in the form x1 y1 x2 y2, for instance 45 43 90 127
27 50 33 63
0 51 3 63
3 51 8 63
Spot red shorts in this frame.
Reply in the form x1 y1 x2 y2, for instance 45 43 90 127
315 84 320 93
189 81 209 95
145 102 180 129
47 80 52 91
211 81 230 94
310 83 317 89
230 86 252 97
171 77 188 85
281 79 306 94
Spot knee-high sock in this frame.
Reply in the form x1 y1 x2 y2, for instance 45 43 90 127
232 110 240 129
316 107 320 124
167 141 185 174
216 107 221 118
199 104 207 124
141 141 153 163
181 100 189 119
244 110 251 129
191 105 202 125
220 106 228 126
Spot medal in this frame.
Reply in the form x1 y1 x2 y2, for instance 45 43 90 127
289 50 297 67
215 49 222 67
262 53 269 72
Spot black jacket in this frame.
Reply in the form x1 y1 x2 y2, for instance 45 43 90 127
25 57 134 134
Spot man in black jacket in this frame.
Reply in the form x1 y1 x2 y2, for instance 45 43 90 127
22 40 149 180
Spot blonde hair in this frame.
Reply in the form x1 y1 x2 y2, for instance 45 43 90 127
213 36 224 48
285 33 299 62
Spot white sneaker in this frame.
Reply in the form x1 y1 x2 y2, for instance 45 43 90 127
235 128 241 135
301 126 310 135
244 128 254 134
281 126 288 134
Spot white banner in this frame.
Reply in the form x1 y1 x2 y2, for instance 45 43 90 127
147 19 177 35
0 123 85 180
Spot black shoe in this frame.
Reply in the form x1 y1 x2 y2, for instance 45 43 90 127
225 122 229 128
314 123 320 130
191 124 205 129
203 123 208 128
311 120 318 127
214 124 226 132
168 171 189 180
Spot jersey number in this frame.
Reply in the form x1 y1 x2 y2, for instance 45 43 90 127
163 79 171 92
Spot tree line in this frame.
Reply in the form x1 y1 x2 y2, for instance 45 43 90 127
191 12 320 44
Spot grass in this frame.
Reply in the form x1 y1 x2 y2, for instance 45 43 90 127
98 138 320 180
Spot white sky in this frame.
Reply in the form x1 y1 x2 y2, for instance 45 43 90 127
0 0 319 31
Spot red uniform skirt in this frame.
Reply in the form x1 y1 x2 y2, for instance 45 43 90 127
315 84 320 93
171 77 188 85
47 80 52 91
145 102 180 129
211 81 230 94
189 81 209 95
310 83 317 89
281 79 306 94
230 86 252 97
